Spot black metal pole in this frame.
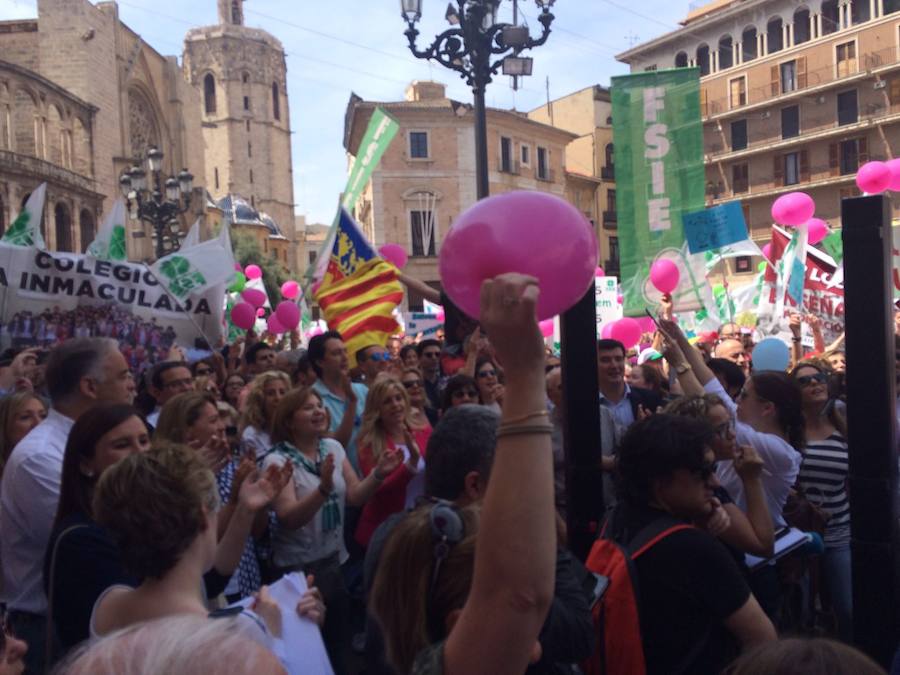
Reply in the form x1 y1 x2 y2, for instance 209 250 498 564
842 194 899 665
473 88 489 200
561 282 602 560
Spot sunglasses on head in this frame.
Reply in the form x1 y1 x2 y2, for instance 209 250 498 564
795 372 828 387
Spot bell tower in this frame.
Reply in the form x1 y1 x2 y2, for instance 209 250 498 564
217 0 243 26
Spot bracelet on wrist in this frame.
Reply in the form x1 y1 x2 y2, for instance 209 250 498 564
500 409 550 426
496 422 555 439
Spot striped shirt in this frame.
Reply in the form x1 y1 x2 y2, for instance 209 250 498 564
798 432 850 548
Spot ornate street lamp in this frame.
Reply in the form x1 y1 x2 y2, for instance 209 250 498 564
401 0 555 199
119 147 194 259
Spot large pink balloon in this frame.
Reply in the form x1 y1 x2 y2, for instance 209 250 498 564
807 218 829 246
887 158 900 192
241 288 266 308
275 301 300 330
281 280 300 299
539 319 555 338
771 192 815 226
439 191 598 320
231 302 256 330
601 322 614 339
609 317 642 349
762 243 772 259
637 316 656 335
245 264 263 280
379 243 408 269
267 314 286 334
856 161 891 194
649 258 680 294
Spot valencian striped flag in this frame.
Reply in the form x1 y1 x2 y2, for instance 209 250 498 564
314 209 403 366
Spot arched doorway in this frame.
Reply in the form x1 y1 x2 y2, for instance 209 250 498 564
79 208 95 253
55 202 72 252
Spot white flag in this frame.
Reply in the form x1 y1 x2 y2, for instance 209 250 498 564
86 199 128 261
3 183 47 248
181 219 201 249
150 224 236 301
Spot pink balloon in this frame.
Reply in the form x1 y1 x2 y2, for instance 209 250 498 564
230 302 256 330
887 158 900 192
637 316 656 334
539 319 555 338
649 258 680 294
617 294 624 305
245 264 263 280
435 310 445 323
308 327 323 338
762 243 772 259
267 314 286 334
609 318 642 349
275 301 300 330
281 280 300 299
256 307 265 317
241 288 267 308
439 191 598 321
379 243 408 269
807 218 829 246
595 266 605 278
856 161 891 194
771 192 815 226
601 322 614 339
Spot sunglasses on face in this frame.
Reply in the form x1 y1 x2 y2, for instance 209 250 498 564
196 367 212 375
452 389 479 398
369 352 390 362
402 380 422 390
795 372 828 387
477 369 496 378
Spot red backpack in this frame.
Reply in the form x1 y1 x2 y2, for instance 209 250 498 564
582 513 694 675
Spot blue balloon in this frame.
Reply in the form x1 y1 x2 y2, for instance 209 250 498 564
751 337 790 372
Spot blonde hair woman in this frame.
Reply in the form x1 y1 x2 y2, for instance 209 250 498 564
0 390 46 477
354 376 430 548
240 371 290 458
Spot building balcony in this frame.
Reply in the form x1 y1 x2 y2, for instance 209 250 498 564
498 158 520 175
0 149 97 195
710 162 861 205
535 167 555 182
602 210 617 230
601 165 615 180
702 44 900 123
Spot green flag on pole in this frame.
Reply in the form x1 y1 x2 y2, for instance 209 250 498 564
611 68 705 316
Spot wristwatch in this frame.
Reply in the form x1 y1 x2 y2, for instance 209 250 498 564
675 362 692 375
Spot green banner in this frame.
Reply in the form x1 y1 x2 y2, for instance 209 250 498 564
611 68 705 317
342 107 400 211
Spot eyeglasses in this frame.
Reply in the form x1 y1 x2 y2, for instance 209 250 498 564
452 388 479 398
712 420 735 439
402 380 422 390
369 352 390 362
795 372 828 387
477 369 496 378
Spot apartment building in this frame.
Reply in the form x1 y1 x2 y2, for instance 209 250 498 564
343 81 575 310
528 85 620 276
618 0 900 274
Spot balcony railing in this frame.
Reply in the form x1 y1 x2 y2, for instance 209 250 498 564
602 210 617 230
535 167 555 182
601 165 615 180
702 44 900 119
0 149 96 193
499 158 520 175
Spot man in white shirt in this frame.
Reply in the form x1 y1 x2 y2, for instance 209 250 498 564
0 337 135 673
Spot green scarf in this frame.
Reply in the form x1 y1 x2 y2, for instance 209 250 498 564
273 440 341 533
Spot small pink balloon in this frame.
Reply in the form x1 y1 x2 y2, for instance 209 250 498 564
649 258 680 294
856 161 891 194
435 309 445 323
256 307 265 317
807 218 829 246
887 158 900 192
241 288 267 308
244 264 263 280
601 322 614 339
281 280 300 299
771 192 815 226
379 243 408 269
595 266 605 278
762 243 772 259
617 294 624 305
230 302 256 330
539 319 555 338
609 317 642 349
275 300 300 330
440 191 598 321
267 314 286 334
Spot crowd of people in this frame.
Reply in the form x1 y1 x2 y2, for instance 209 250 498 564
0 273 892 675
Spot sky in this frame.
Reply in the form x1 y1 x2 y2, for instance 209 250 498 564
0 0 692 227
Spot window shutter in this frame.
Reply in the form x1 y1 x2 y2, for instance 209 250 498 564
828 143 839 176
858 136 869 163
771 65 781 96
773 154 784 186
797 57 808 89
799 149 810 182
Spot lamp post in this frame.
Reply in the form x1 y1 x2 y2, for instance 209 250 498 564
119 146 194 259
400 0 556 199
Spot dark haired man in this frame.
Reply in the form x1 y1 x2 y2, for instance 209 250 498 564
610 414 775 674
244 341 276 377
146 361 193 427
309 330 367 471
596 338 662 437
416 339 444 412
356 344 390 385
0 338 135 674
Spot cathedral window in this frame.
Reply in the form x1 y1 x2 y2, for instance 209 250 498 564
203 74 216 115
272 82 280 120
243 96 250 112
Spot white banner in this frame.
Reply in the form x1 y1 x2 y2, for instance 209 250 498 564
595 276 622 333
